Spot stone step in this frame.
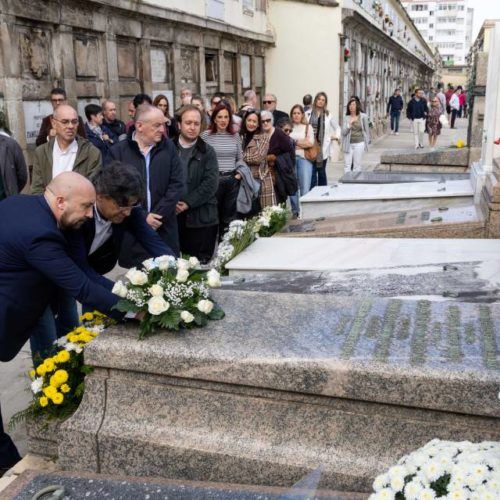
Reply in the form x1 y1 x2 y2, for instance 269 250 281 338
299 180 474 219
50 288 500 493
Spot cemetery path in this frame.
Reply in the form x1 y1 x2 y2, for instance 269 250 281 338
328 116 469 182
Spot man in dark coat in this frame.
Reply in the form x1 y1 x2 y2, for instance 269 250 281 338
0 134 28 200
102 100 126 141
109 104 184 266
0 172 127 471
173 105 218 263
35 88 86 146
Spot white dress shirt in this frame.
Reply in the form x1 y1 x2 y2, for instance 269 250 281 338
89 206 113 255
52 138 78 179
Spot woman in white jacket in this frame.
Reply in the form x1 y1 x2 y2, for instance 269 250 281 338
305 92 340 188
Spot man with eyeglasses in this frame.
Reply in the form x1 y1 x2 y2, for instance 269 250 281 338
262 93 288 127
31 104 102 194
109 104 183 266
35 88 87 146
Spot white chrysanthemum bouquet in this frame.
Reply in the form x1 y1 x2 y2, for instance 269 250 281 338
113 255 224 339
213 204 288 271
370 439 500 500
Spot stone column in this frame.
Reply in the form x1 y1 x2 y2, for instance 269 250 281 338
57 26 78 108
139 38 152 97
199 46 207 99
0 13 25 149
481 21 500 170
104 33 119 101
172 43 182 108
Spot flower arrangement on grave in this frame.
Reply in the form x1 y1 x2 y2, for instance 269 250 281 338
213 205 288 272
10 312 112 427
344 48 351 62
451 139 466 149
370 439 500 500
113 255 225 340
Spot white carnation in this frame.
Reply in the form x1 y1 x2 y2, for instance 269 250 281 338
206 269 221 288
125 268 148 286
419 488 436 500
112 280 128 298
147 296 170 315
148 284 164 297
403 479 424 499
423 461 443 482
371 488 395 500
447 488 468 500
31 377 43 394
176 269 189 283
197 299 214 315
389 475 404 492
65 342 83 354
180 310 194 323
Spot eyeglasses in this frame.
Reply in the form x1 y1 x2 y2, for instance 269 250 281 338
113 200 141 213
263 100 275 104
53 118 79 126
283 128 292 134
262 119 272 124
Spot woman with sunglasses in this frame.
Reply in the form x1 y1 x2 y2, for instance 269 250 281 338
240 110 271 213
307 92 340 188
261 110 295 205
426 96 443 150
201 102 243 237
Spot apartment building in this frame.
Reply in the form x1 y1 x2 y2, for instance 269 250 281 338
402 0 473 65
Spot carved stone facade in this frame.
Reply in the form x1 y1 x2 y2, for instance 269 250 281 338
0 0 272 159
341 2 435 138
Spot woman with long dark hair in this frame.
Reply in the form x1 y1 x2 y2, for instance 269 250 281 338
201 102 243 237
240 109 271 213
153 94 177 138
341 98 370 173
307 92 339 188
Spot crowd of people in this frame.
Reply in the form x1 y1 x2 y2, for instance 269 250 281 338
387 83 467 150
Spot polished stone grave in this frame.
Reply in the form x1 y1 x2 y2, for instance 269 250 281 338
3 470 362 499
282 205 485 239
340 171 470 183
300 180 473 219
56 289 500 493
226 237 500 283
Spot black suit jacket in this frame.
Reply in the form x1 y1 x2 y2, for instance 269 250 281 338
66 206 173 275
109 135 184 266
0 195 123 362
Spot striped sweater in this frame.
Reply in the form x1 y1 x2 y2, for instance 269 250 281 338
201 130 243 173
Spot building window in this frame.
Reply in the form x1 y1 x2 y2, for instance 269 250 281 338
242 0 253 16
255 0 266 12
207 0 224 20
205 52 218 83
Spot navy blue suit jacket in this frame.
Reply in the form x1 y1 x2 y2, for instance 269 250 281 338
65 206 173 275
0 195 123 362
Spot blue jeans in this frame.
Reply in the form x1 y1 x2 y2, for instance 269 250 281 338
310 159 328 189
390 111 401 132
290 156 314 214
29 294 79 362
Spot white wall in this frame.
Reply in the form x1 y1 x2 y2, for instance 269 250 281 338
266 1 342 121
143 0 269 34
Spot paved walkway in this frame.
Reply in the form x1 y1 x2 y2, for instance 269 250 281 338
327 115 469 182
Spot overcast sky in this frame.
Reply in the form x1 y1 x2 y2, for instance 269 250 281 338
472 0 500 40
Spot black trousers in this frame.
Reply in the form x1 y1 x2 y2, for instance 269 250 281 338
0 403 21 470
178 212 218 264
216 174 239 239
451 109 459 128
